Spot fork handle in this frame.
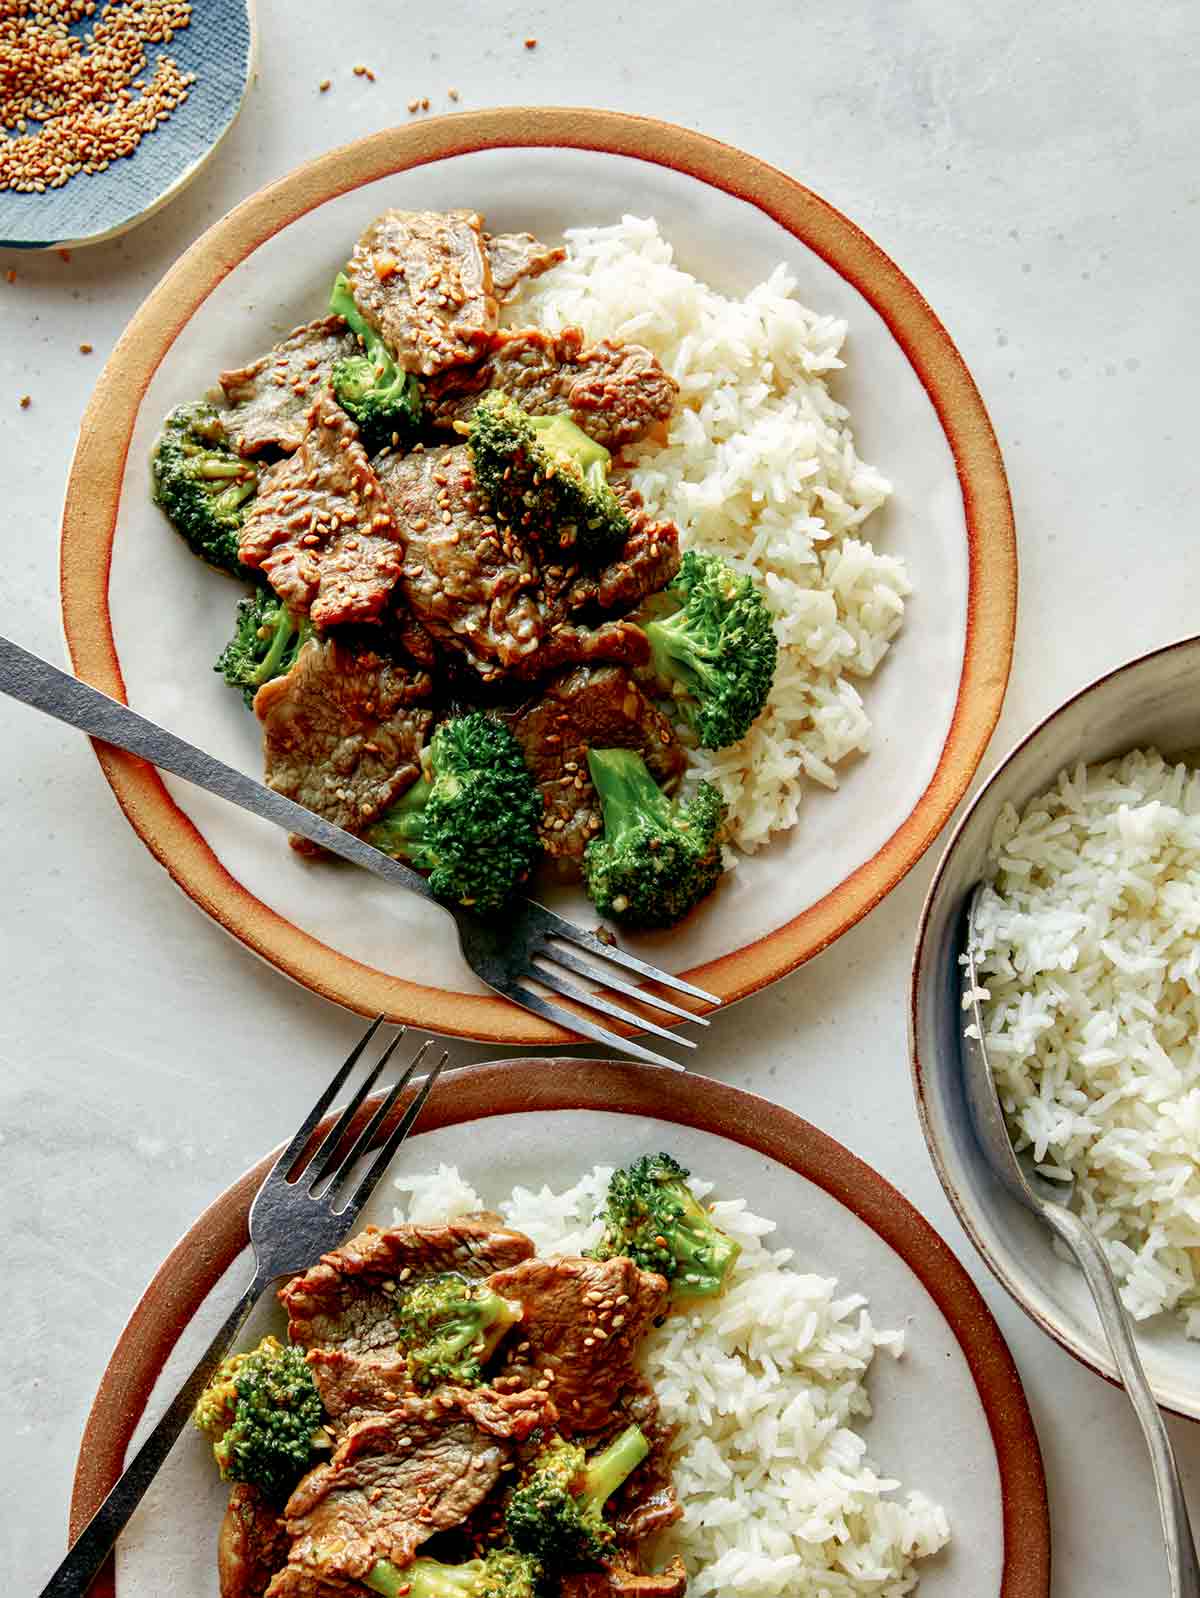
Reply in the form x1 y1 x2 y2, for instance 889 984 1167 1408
1042 1203 1200 1598
0 636 433 898
39 1267 271 1598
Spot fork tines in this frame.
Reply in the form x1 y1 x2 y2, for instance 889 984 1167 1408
273 1020 449 1216
506 904 721 1070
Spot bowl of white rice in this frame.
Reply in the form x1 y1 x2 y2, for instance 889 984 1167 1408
912 633 1200 1416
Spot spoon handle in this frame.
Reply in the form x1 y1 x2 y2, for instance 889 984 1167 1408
1043 1202 1200 1597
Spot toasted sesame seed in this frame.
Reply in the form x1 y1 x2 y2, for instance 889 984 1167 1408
78 342 92 354
0 1 197 196
319 78 331 92
524 36 537 48
18 394 31 408
448 87 459 101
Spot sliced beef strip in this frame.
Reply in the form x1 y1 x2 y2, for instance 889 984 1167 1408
486 1255 669 1434
219 1484 291 1598
281 1219 535 1353
500 666 687 860
218 317 358 458
279 1388 556 1586
374 444 651 684
484 231 566 302
373 443 543 679
345 209 497 377
256 638 433 839
560 1557 688 1598
238 394 404 628
423 326 678 450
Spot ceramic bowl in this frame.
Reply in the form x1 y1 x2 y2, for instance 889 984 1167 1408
911 633 1200 1417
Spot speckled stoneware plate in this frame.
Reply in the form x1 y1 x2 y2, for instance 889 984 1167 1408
68 1062 1049 1598
912 634 1200 1419
0 0 253 250
60 108 1017 1044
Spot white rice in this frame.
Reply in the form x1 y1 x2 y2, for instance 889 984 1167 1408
969 747 1200 1333
508 217 910 853
393 1163 949 1595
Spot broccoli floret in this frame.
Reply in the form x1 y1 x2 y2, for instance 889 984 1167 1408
592 1153 741 1298
582 748 725 929
328 271 422 453
367 712 541 916
505 1425 648 1569
214 590 315 706
192 1335 327 1499
641 549 778 750
468 391 629 562
366 1549 541 1598
151 401 259 577
393 1272 523 1389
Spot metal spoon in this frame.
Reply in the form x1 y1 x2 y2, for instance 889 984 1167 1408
962 883 1200 1598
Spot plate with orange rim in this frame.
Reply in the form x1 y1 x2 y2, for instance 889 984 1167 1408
68 1061 1048 1598
59 107 1017 1045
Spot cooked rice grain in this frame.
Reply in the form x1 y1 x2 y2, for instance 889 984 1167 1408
394 1163 949 1595
508 218 910 852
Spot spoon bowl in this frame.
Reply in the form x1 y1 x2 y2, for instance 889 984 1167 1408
961 882 1200 1598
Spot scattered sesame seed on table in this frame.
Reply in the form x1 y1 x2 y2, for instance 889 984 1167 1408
0 0 197 195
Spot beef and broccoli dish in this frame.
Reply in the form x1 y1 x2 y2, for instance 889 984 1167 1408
152 206 778 929
196 1158 742 1598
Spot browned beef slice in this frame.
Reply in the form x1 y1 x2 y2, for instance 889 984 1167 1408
566 486 681 614
219 1484 291 1598
500 666 687 859
423 327 678 450
280 1388 555 1583
374 444 544 678
561 1558 688 1598
485 231 566 301
238 395 403 627
256 639 433 837
280 1219 535 1353
486 1255 669 1433
345 209 497 376
218 317 358 457
374 445 651 684
304 1346 414 1430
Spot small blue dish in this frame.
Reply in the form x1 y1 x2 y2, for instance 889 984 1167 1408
0 0 253 251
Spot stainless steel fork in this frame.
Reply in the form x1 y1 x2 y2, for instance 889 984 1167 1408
39 1018 448 1598
0 636 717 1067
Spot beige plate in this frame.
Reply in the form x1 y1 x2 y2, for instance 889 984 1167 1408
69 1062 1048 1597
60 108 1017 1043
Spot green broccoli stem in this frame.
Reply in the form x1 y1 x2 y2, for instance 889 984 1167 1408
195 456 253 482
580 1424 649 1511
369 771 435 865
587 748 673 849
254 609 308 687
644 608 722 699
367 1558 482 1598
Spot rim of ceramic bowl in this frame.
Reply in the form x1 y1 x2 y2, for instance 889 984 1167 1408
910 631 1200 1417
68 1059 1050 1597
60 106 1018 1044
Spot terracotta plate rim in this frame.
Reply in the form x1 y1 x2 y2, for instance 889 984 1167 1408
59 106 1018 1044
68 1059 1049 1597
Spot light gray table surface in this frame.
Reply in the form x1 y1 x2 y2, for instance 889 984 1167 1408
3 2 1198 1591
